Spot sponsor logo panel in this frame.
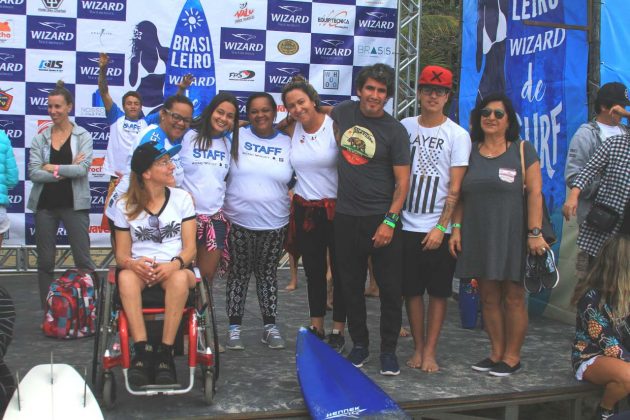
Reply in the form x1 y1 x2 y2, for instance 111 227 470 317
353 36 395 66
0 0 26 15
309 65 354 95
310 34 354 65
76 52 124 86
319 94 350 109
0 82 25 115
7 181 24 213
75 117 110 150
88 149 107 182
264 62 310 93
25 212 69 245
0 16 27 48
31 0 70 15
25 82 75 115
233 1 256 25
355 7 397 38
267 0 312 33
89 181 109 213
0 114 25 147
220 28 266 61
0 48 25 82
26 15 76 51
313 3 354 33
77 0 126 21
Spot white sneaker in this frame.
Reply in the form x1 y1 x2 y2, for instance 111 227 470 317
261 324 285 349
226 324 244 350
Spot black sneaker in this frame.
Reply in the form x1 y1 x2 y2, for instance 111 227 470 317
306 325 325 340
541 249 559 289
128 342 153 387
471 358 498 372
379 352 400 376
347 345 369 367
524 255 543 294
488 361 521 377
595 405 615 420
154 343 177 385
326 330 345 354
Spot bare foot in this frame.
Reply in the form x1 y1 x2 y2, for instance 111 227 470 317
364 286 379 297
406 352 422 369
399 327 410 337
421 355 439 373
285 283 297 291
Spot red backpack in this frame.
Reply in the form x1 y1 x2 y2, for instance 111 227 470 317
43 269 97 339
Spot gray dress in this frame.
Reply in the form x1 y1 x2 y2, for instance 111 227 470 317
454 140 538 282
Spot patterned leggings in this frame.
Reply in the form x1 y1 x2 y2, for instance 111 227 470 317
226 224 287 325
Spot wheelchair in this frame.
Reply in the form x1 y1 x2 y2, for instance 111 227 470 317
91 266 219 408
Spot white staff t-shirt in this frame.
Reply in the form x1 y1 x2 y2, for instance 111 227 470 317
223 126 292 230
113 187 195 263
400 116 471 233
103 103 150 177
180 129 231 215
105 125 185 220
290 115 338 200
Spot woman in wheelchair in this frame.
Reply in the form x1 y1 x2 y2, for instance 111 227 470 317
112 141 196 387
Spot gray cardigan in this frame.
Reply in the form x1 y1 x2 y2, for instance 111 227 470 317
27 123 93 211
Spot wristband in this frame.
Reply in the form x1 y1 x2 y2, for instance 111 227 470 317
171 256 185 270
385 212 400 223
53 165 60 179
451 223 462 229
435 223 447 233
382 219 396 229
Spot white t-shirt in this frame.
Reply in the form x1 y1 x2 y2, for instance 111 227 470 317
103 104 159 177
597 121 623 140
400 116 471 233
180 129 231 215
290 115 338 200
105 125 184 220
113 187 195 263
223 126 292 230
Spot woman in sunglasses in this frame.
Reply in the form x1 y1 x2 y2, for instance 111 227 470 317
105 95 193 234
449 92 549 377
223 93 293 350
112 141 196 387
180 92 239 283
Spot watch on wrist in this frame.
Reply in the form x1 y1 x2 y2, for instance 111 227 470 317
528 227 542 236
385 212 400 222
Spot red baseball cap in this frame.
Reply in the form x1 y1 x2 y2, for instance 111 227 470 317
418 65 453 89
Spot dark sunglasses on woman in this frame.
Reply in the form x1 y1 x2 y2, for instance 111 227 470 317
480 108 506 119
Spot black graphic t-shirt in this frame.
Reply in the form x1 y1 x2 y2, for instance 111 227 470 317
331 100 410 216
113 187 195 263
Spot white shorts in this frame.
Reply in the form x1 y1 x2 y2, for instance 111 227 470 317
575 356 600 381
0 207 9 235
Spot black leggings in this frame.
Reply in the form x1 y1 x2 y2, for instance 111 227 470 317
226 224 287 326
294 204 346 321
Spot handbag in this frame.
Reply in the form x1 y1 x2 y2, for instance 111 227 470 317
519 141 557 245
586 202 619 232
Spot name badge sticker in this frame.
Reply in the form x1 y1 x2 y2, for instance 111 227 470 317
498 168 517 183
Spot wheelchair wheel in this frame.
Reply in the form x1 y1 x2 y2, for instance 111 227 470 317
102 371 116 410
92 274 114 395
198 278 219 389
202 368 214 405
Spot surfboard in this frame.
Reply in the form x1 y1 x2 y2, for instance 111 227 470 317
295 327 409 419
3 363 103 420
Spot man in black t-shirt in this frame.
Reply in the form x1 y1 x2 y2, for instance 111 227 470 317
330 63 410 376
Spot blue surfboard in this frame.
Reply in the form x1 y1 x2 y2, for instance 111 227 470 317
296 327 409 419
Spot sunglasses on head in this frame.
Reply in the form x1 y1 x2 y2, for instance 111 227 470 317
480 108 506 119
419 86 449 97
148 215 162 243
164 108 193 124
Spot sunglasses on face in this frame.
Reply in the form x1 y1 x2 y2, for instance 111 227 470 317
148 215 162 243
164 108 193 124
480 108 506 119
419 86 449 97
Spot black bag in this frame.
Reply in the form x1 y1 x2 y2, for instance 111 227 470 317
519 141 557 245
586 202 619 233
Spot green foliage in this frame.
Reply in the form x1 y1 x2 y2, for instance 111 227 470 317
421 12 461 92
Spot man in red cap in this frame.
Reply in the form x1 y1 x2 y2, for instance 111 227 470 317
400 65 471 372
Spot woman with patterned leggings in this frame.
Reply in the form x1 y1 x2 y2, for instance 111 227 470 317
223 93 292 350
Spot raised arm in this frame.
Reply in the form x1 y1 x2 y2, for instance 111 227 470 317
98 52 114 112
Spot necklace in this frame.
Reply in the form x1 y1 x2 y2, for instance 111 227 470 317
479 140 508 158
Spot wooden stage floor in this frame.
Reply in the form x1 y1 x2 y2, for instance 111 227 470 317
1 271 598 419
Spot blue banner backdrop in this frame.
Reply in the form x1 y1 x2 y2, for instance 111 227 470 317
459 0 588 317
600 0 630 87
